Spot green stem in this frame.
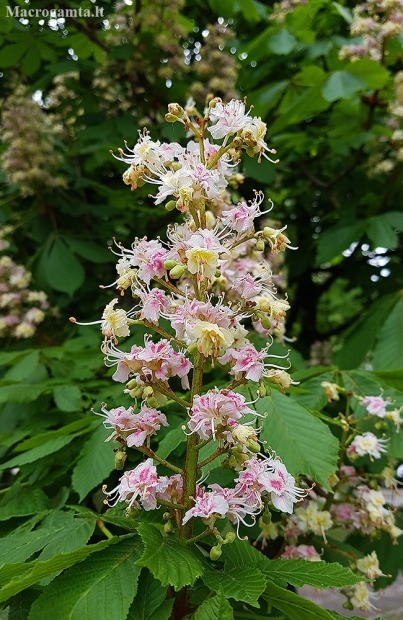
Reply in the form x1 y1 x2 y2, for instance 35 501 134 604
96 519 114 539
153 276 193 300
138 319 186 348
137 446 183 474
158 498 186 510
153 380 190 408
198 447 227 469
181 351 205 542
185 527 212 545
207 141 236 169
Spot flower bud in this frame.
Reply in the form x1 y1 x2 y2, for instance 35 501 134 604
259 315 272 330
247 440 261 453
224 532 236 544
142 386 154 398
168 103 185 117
169 265 186 279
165 113 181 123
258 382 267 397
255 238 265 252
262 511 272 525
165 200 177 212
343 602 354 611
115 450 127 470
210 545 222 560
146 397 159 408
164 259 178 270
208 97 222 109
164 521 173 533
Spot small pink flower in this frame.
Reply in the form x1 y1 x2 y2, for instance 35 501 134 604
361 395 388 418
182 489 229 525
103 458 168 512
187 388 255 440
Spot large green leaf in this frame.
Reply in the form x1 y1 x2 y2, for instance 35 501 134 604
0 384 45 404
262 559 362 589
262 580 337 620
202 566 266 607
220 541 360 589
28 537 142 620
269 30 297 55
136 523 204 590
72 424 115 501
316 221 364 266
126 570 170 620
0 511 95 565
53 385 82 412
334 293 400 369
4 352 39 382
1 434 80 469
41 237 85 296
346 58 390 90
292 372 335 411
0 537 120 602
269 80 330 135
156 424 186 460
366 215 399 250
372 296 403 370
259 390 339 489
194 591 234 620
322 71 366 102
0 486 50 521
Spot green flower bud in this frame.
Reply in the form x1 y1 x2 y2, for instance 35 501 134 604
209 545 222 560
262 511 272 525
343 601 354 611
259 315 272 330
255 238 265 252
169 265 186 279
187 342 199 355
146 397 159 408
165 113 181 123
258 382 267 397
165 200 177 212
164 521 173 533
168 103 185 116
247 440 261 453
115 450 127 470
224 532 236 544
142 386 154 398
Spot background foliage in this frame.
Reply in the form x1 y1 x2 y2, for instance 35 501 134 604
0 0 402 618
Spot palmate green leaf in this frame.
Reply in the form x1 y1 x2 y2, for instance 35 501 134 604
316 221 364 266
1 434 80 470
322 71 366 102
372 296 403 370
220 540 361 589
262 580 337 620
126 569 170 620
0 537 119 602
53 385 82 412
269 30 297 55
4 352 39 382
291 371 335 411
0 384 45 404
194 591 234 620
202 566 266 607
367 215 399 249
263 559 362 589
136 523 204 591
0 486 50 521
268 79 330 135
374 369 403 391
72 424 115 501
28 537 142 620
41 237 85 296
334 293 400 369
1 511 95 564
258 390 339 489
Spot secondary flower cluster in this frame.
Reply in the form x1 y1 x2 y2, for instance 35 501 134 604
0 254 49 339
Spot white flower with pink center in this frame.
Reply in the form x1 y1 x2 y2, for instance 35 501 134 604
104 336 193 388
133 286 171 324
208 99 251 140
182 489 230 525
361 395 388 418
150 167 193 205
219 344 266 382
221 192 270 234
101 298 131 339
127 239 169 285
157 474 184 504
103 458 168 512
347 432 388 460
125 406 169 448
188 388 253 440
